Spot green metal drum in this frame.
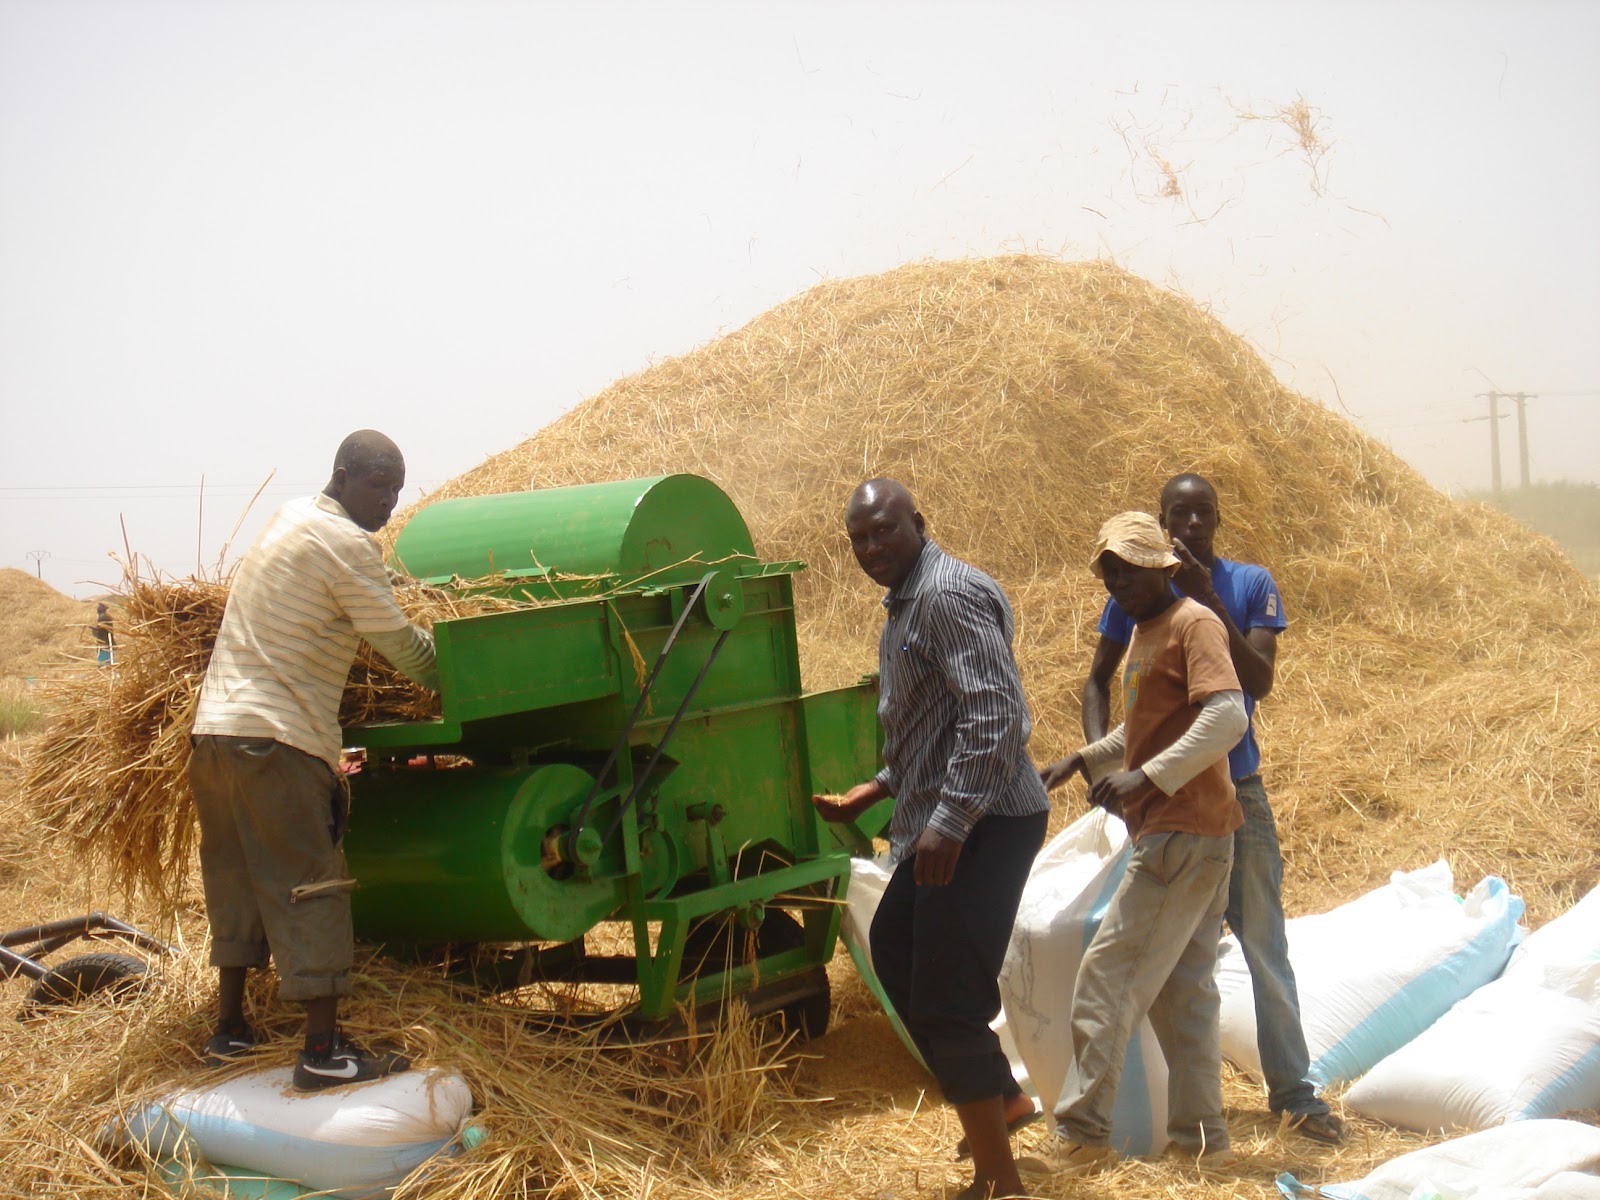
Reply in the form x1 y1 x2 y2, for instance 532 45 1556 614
390 474 756 590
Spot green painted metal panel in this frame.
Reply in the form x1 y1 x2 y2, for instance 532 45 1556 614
348 763 629 942
433 602 619 724
390 474 756 586
801 682 891 853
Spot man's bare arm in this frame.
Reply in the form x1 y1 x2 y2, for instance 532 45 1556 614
1081 635 1127 741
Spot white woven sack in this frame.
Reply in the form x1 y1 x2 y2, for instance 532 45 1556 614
1347 882 1600 1131
1216 860 1525 1089
999 807 1170 1158
1275 1118 1600 1200
112 1066 472 1200
1508 881 1600 976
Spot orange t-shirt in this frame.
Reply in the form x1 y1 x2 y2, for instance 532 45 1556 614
1120 597 1245 840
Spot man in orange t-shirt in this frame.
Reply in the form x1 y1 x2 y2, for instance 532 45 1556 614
1029 511 1247 1178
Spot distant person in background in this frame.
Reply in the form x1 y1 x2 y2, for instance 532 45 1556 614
815 478 1049 1200
92 602 114 666
1034 511 1246 1177
189 429 438 1091
1081 473 1343 1145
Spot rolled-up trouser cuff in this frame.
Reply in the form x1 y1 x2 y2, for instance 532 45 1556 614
932 1046 1026 1106
277 969 353 1002
189 735 356 1003
208 939 271 969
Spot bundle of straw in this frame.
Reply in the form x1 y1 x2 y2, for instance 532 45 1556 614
23 562 537 905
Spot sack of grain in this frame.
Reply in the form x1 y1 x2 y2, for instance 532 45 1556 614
999 807 1170 1158
1274 1118 1600 1199
1217 860 1525 1089
109 1066 473 1200
1346 882 1600 1131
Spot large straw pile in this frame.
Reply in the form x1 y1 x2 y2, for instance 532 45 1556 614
0 567 96 684
6 254 1599 1200
413 254 1600 923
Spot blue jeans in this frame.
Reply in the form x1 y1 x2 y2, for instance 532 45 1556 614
1227 775 1327 1117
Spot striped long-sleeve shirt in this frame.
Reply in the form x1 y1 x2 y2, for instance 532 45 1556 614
193 493 437 768
871 542 1050 862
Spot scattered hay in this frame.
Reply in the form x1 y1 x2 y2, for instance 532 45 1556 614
0 904 809 1200
1234 93 1332 195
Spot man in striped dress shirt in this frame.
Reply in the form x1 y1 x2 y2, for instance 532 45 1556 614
189 430 438 1090
816 478 1049 1200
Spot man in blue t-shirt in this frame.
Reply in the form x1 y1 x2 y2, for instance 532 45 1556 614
1080 472 1343 1145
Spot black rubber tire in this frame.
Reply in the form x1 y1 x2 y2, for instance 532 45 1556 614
683 909 831 1040
25 951 148 1008
757 910 831 1040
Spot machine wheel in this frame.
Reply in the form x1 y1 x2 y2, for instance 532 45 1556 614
682 909 831 1040
757 910 831 1040
24 951 148 1009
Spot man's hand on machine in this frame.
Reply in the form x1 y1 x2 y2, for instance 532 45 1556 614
812 779 886 823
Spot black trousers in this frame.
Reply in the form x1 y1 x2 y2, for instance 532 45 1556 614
870 810 1047 1105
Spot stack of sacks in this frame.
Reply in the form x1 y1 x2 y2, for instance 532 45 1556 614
1275 1118 1600 1199
108 1067 475 1200
1347 883 1600 1131
1216 860 1525 1090
998 808 1171 1158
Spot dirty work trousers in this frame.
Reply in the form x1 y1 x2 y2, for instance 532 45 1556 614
1053 829 1234 1154
189 734 354 1000
871 810 1047 1105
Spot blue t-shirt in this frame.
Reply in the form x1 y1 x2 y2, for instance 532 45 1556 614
1097 556 1286 781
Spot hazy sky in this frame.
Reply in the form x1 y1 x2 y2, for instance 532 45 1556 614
3 0 1597 598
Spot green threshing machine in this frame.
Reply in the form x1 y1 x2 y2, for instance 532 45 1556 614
340 474 886 1034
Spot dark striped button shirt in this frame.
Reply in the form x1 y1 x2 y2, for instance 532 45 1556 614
872 542 1050 862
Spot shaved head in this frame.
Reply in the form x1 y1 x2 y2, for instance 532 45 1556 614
1159 471 1221 563
1159 472 1218 513
847 477 917 520
845 477 927 589
332 429 403 478
325 429 406 532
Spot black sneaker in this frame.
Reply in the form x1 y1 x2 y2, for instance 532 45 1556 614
201 1026 258 1067
292 1032 410 1091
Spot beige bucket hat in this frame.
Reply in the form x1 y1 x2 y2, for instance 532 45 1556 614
1089 511 1179 578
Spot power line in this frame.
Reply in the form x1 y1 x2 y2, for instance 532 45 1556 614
0 483 317 491
0 480 445 494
